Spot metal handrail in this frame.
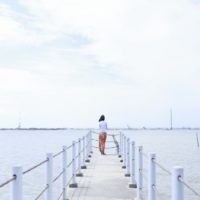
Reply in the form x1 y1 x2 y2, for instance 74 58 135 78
142 152 148 159
152 160 171 175
66 160 73 168
178 176 200 198
0 176 16 188
53 170 65 183
152 184 163 199
53 150 64 158
90 130 120 136
92 145 117 149
57 190 64 200
65 175 74 188
91 138 115 143
23 159 48 175
34 185 48 200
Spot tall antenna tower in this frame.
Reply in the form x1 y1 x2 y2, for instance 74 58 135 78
170 108 173 130
17 112 22 129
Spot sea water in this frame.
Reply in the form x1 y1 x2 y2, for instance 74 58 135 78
0 130 199 199
124 130 200 200
0 130 86 199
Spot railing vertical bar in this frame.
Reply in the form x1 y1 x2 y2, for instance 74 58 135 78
129 141 137 188
81 136 87 169
89 131 93 154
122 135 126 169
136 146 143 200
46 153 53 200
148 153 156 200
78 138 81 171
119 132 122 158
69 141 78 188
85 133 90 162
125 138 130 176
172 167 184 200
120 133 124 162
12 167 23 200
62 146 68 200
76 138 83 177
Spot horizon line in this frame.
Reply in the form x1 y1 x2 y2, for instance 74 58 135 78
0 127 200 130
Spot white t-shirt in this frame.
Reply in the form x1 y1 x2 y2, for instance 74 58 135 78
99 121 107 133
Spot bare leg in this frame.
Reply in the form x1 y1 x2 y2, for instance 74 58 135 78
99 135 101 153
99 134 103 154
102 133 107 154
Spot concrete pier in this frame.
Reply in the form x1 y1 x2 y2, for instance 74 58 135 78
68 154 136 200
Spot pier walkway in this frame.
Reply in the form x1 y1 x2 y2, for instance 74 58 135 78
68 153 136 200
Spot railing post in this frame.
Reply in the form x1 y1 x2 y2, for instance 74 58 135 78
69 141 78 188
119 132 122 158
89 131 93 154
46 153 53 200
76 138 83 177
136 146 143 200
148 153 156 200
81 136 87 169
62 146 69 200
120 133 124 162
85 134 90 163
122 135 126 168
172 167 184 200
12 167 23 200
125 138 130 176
129 141 137 188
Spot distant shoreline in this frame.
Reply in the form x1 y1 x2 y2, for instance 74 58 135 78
0 128 200 131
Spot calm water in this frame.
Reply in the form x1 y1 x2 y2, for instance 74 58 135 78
124 130 200 200
0 130 199 199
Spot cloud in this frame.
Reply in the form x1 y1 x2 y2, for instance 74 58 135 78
0 0 200 127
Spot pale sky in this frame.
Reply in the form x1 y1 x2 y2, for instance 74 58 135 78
0 0 200 128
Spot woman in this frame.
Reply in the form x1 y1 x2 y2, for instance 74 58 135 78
99 115 107 155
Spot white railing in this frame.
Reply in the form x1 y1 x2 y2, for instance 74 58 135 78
0 132 92 200
119 133 200 200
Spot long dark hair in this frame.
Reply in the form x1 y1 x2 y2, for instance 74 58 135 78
99 115 105 122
